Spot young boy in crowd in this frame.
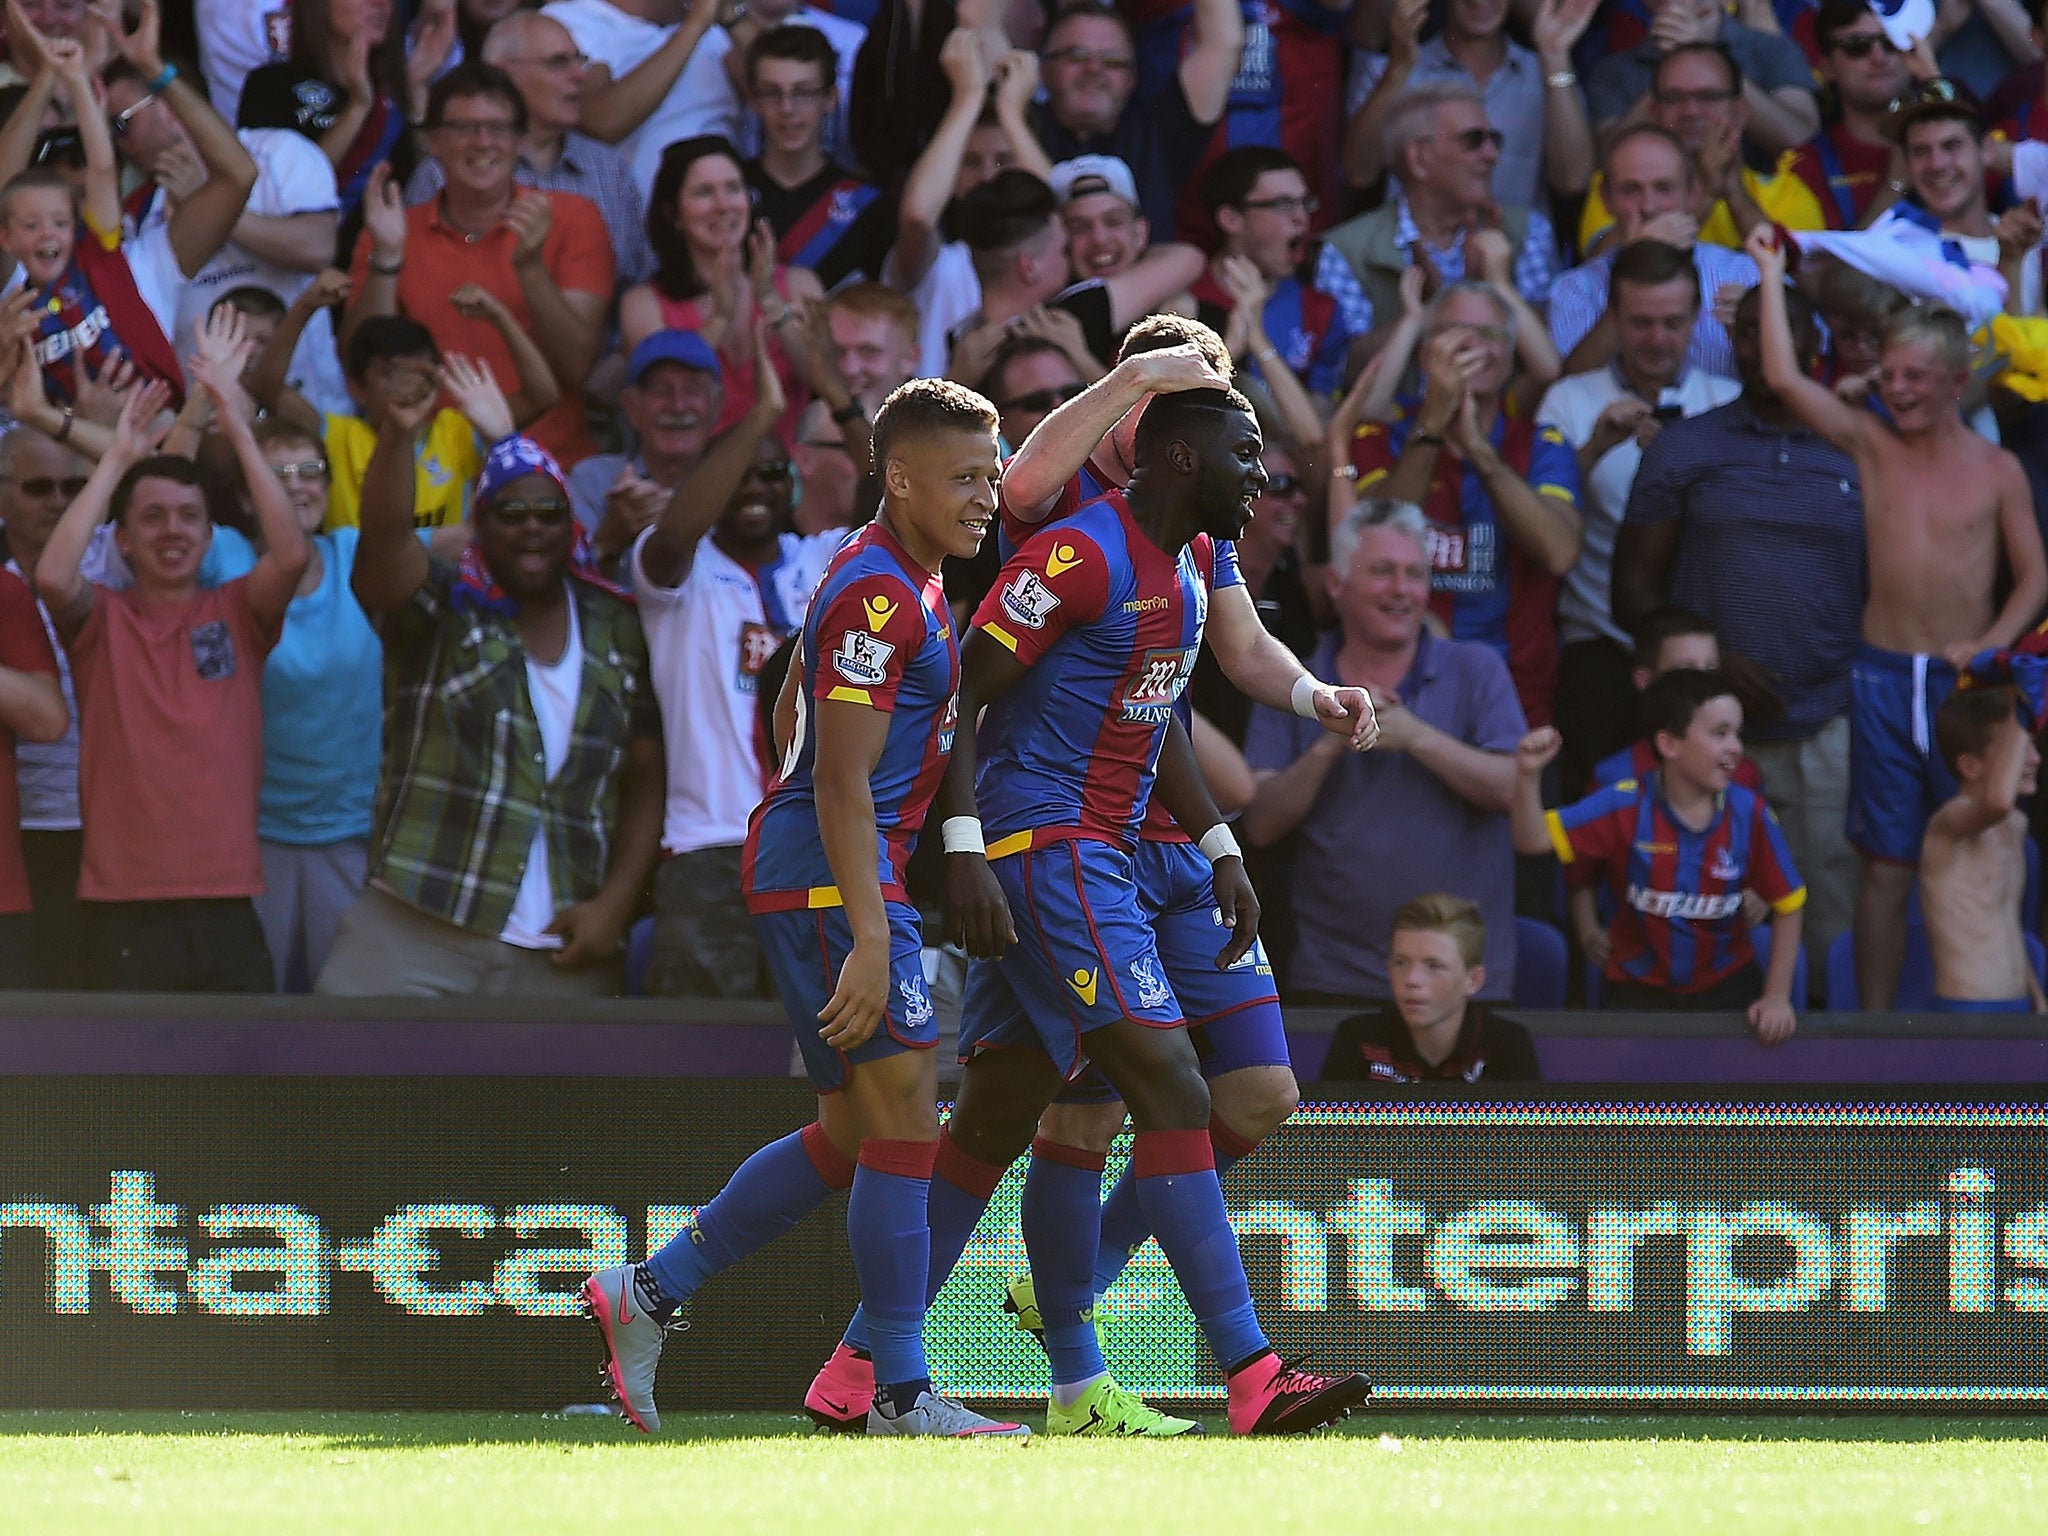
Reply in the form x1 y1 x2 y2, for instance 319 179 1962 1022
1514 669 1805 1042
1921 687 2047 1014
1748 230 2048 1013
1318 894 1541 1084
1587 607 1766 795
248 270 559 531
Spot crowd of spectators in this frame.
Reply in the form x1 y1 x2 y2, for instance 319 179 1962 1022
2 0 2048 1035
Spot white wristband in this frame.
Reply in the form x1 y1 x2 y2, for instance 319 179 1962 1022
941 816 985 855
1198 824 1242 863
1290 674 1323 720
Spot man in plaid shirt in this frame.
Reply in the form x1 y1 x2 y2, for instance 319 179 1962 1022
316 379 664 997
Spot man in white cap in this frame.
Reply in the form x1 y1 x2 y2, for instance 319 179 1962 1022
1051 153 1155 284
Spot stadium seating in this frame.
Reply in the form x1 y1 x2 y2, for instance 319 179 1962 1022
1824 926 2048 1010
1513 916 1569 1008
624 915 656 997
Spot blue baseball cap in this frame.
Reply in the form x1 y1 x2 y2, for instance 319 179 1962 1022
627 329 722 385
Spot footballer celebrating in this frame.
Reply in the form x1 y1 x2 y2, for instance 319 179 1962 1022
581 380 1028 1439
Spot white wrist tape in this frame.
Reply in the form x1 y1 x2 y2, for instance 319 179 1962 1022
941 816 985 855
1290 674 1322 719
1198 824 1242 863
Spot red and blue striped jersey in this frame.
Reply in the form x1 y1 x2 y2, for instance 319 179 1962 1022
740 521 957 913
1354 404 1580 727
747 159 894 290
1130 0 1347 239
996 458 1117 560
1545 777 1806 993
971 491 1218 851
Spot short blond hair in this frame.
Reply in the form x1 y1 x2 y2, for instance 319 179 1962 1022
1391 892 1485 969
1883 303 1970 372
828 281 919 346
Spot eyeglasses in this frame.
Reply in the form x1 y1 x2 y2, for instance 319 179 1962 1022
33 127 80 164
753 84 828 107
1259 473 1304 498
109 94 156 137
272 459 329 483
514 50 589 72
1652 86 1738 107
1447 126 1505 152
1242 193 1319 217
1000 383 1085 414
485 499 573 528
435 117 520 140
1043 46 1135 72
1 474 88 497
1831 32 1898 59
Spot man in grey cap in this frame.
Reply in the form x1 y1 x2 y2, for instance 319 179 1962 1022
1052 154 1158 286
572 330 724 572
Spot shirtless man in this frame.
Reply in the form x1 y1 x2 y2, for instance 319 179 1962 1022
1747 225 2048 1011
1921 687 2045 1015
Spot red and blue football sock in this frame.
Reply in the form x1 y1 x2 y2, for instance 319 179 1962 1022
639 1122 852 1319
1020 1137 1109 1388
842 1129 1008 1356
1091 1115 1257 1296
850 1138 939 1410
1130 1128 1267 1372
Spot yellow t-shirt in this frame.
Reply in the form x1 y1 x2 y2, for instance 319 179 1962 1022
1575 165 1825 257
322 409 482 531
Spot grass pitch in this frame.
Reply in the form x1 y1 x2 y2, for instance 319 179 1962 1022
2 1410 2042 1535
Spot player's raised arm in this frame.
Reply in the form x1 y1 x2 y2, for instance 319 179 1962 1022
1744 227 1876 457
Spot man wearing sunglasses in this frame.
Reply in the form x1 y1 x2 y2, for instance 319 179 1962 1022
1325 83 1555 337
1033 0 1242 237
322 424 663 997
1779 0 1918 231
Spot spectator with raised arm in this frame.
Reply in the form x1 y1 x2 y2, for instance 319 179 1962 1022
406 9 657 289
885 33 1053 379
1777 0 1918 230
1323 84 1558 337
541 0 727 198
1343 0 1599 211
236 0 457 256
35 342 308 991
1550 124 1760 378
345 62 613 467
318 401 664 998
1243 496 1524 1005
1032 0 1242 237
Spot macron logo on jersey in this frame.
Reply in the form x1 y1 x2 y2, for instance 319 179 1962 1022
1001 571 1061 630
1044 542 1082 577
1068 967 1099 1006
832 629 895 688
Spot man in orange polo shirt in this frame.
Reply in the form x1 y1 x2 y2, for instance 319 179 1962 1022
344 61 613 467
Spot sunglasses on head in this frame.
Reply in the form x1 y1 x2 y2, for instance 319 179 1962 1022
1001 383 1085 414
485 498 573 528
1831 32 1898 59
5 474 88 498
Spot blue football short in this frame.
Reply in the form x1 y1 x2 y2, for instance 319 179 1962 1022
1846 644 1958 865
957 839 1183 1081
754 899 936 1093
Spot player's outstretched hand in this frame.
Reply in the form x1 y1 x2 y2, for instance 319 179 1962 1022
818 936 889 1048
1748 994 1797 1047
1517 726 1562 776
1310 683 1378 751
948 853 1016 959
1212 856 1261 970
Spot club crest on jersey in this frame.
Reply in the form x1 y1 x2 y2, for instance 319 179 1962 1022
1132 956 1171 1010
1000 570 1061 630
831 628 896 688
899 978 934 1030
1710 846 1743 882
1068 967 1099 1006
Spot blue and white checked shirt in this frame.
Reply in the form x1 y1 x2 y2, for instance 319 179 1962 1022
1548 243 1760 379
